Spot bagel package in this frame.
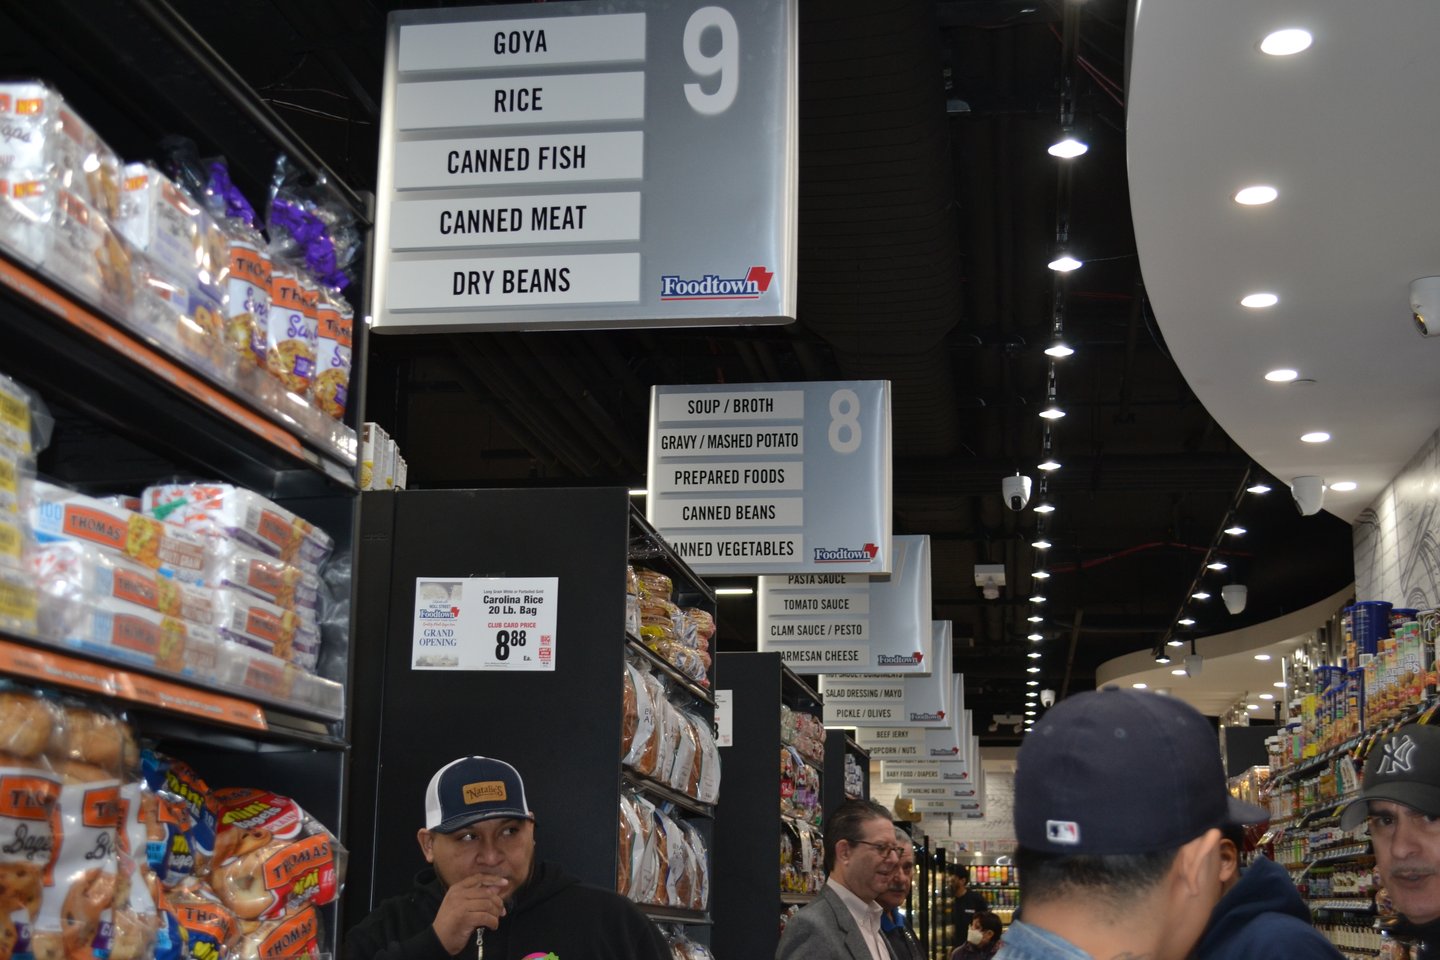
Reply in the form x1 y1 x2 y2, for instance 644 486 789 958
156 880 239 960
208 788 344 921
111 782 159 960
235 903 320 960
0 689 62 960
141 751 217 874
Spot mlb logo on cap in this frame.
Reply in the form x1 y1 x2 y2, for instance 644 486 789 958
1047 820 1080 845
425 756 534 834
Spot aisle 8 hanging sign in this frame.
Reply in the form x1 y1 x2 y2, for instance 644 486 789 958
411 576 559 671
374 0 798 331
647 381 892 574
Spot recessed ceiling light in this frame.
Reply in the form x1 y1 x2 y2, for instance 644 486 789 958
1207 561 1229 571
1025 709 1037 716
1025 718 1035 725
628 488 649 496
1027 690 1038 698
1234 185 1278 206
1032 570 1050 580
1048 256 1082 272
1039 407 1066 420
1028 615 1044 623
1027 680 1039 686
1029 595 1046 604
1132 682 1148 689
1028 632 1043 641
1037 459 1062 472
1192 591 1211 600
1027 651 1042 659
1155 654 1172 665
1301 431 1331 443
1330 481 1358 492
1246 704 1260 711
715 587 755 595
1260 28 1313 56
1178 617 1196 626
1259 693 1275 701
1254 653 1272 661
1027 666 1041 674
1166 639 1186 648
1273 681 1287 688
1240 292 1279 309
1171 668 1188 676
1032 538 1052 549
1265 369 1298 383
1034 502 1056 514
1047 137 1088 159
1043 341 1075 358
1224 525 1247 536
1247 484 1272 494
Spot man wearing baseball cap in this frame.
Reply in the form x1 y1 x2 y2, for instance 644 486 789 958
343 756 671 960
997 688 1269 960
1339 724 1440 955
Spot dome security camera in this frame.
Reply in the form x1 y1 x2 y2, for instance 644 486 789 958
1039 688 1056 708
1290 476 1326 517
1221 584 1248 615
1410 276 1440 337
1002 474 1032 512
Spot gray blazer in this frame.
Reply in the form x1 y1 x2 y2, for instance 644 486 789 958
776 885 893 960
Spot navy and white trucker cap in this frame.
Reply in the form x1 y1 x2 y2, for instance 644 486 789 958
424 756 534 834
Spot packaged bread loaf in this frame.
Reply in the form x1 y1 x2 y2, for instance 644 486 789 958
30 482 208 582
620 662 640 761
212 588 318 667
657 811 690 907
207 542 320 614
622 669 663 777
44 187 134 314
34 541 214 625
143 484 333 572
679 821 710 910
223 232 272 369
615 793 642 899
667 711 700 796
628 795 661 906
0 83 58 266
265 266 317 395
311 290 352 420
634 569 672 602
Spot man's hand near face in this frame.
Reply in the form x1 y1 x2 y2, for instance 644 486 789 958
431 874 509 955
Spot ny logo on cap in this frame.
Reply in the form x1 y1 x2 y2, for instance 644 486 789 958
1379 735 1418 775
1046 820 1080 845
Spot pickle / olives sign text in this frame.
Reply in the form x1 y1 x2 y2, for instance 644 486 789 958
375 1 797 331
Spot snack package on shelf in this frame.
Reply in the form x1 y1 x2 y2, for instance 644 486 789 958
131 257 233 382
30 481 209 583
311 289 352 421
265 266 317 398
44 185 136 318
359 422 388 491
142 484 333 573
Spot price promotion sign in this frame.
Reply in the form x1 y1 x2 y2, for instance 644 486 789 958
647 381 892 574
411 576 559 671
375 0 798 331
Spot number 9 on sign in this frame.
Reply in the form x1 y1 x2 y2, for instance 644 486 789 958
683 6 739 115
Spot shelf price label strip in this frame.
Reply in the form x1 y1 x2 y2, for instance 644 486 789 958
0 638 268 731
0 256 310 462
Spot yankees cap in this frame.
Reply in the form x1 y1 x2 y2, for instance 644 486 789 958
1014 688 1268 856
1340 724 1440 830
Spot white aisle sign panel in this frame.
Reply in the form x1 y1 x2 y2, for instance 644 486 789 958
411 576 559 670
904 621 952 723
649 381 893 574
375 1 798 331
879 760 973 785
819 676 907 726
756 535 930 672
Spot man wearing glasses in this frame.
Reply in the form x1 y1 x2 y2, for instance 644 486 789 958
777 798 902 960
1340 724 1440 957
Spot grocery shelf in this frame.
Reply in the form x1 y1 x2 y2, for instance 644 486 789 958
630 505 718 608
1306 897 1375 913
0 251 356 497
1298 794 1363 827
781 893 818 905
622 770 716 818
641 905 712 926
0 630 345 747
627 634 715 706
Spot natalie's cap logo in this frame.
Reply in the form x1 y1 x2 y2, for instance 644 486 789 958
463 781 508 805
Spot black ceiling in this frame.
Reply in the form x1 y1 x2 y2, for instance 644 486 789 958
4 0 1355 742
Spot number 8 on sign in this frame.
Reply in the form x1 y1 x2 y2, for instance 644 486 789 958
829 388 862 453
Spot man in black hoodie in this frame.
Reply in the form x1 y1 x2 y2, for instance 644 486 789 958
1194 824 1341 959
343 756 672 960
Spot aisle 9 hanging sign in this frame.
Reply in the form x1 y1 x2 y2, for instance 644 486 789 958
411 576 559 671
646 381 893 574
373 0 798 331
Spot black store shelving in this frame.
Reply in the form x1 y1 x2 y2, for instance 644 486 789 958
823 727 870 816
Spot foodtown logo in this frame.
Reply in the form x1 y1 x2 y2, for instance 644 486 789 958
420 606 461 619
659 265 774 301
877 652 924 667
813 543 879 564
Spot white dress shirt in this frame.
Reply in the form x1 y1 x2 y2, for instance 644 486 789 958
827 876 891 960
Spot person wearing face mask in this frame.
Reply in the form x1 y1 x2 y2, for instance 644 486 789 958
1338 724 1440 957
877 826 924 960
342 756 671 960
950 912 1003 959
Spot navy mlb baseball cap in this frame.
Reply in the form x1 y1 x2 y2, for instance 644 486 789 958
1014 688 1268 855
425 756 534 833
1340 725 1440 830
